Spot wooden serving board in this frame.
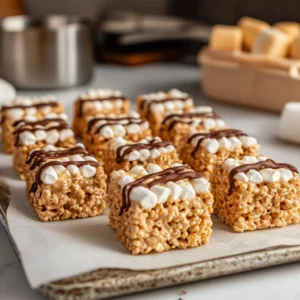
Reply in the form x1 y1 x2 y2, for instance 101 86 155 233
1 183 300 300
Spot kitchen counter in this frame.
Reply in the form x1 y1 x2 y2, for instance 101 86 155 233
1 63 300 300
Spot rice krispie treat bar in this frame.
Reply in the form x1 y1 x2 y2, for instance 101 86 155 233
137 89 194 135
159 107 226 153
13 117 76 180
1 95 64 153
213 156 300 232
108 163 213 254
26 144 107 221
181 129 259 181
73 89 130 137
104 136 181 175
83 114 151 166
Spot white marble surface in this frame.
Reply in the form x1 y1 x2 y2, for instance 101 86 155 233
1 63 300 300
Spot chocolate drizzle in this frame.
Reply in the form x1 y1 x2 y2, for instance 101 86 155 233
116 140 173 163
120 165 203 215
26 145 89 170
13 118 66 130
14 120 70 146
228 159 299 195
1 101 58 112
77 96 126 117
87 116 140 133
188 129 248 158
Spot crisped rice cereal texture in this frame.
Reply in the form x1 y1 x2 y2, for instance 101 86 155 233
26 166 107 221
213 166 300 232
107 176 213 255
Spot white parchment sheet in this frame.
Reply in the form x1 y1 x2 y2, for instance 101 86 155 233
1 151 300 290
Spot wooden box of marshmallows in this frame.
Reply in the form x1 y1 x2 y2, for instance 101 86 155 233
199 17 300 112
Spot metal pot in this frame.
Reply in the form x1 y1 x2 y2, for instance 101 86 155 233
0 15 94 89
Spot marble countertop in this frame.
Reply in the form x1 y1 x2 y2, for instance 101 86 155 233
1 63 300 300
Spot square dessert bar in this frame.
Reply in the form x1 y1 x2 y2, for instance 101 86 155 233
72 89 130 137
181 129 259 181
108 163 213 254
1 95 64 153
213 156 300 232
159 106 226 154
137 89 194 136
83 114 151 166
26 144 107 221
104 136 182 175
13 116 76 180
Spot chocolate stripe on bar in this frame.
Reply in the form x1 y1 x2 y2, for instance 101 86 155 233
77 96 126 117
26 146 89 170
14 121 70 146
1 101 58 112
228 159 298 195
13 118 67 131
95 119 145 134
87 116 140 133
120 165 203 215
188 129 248 158
29 160 99 194
162 111 220 125
116 140 173 163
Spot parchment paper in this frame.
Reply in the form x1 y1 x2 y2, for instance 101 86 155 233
1 151 300 289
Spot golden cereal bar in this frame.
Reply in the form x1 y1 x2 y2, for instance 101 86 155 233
213 156 300 232
25 144 107 221
1 95 64 153
137 89 194 136
72 89 130 137
13 117 76 180
181 129 259 181
108 163 213 255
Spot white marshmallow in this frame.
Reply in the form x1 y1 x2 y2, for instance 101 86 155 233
43 145 56 151
19 131 37 145
129 111 140 118
139 149 150 161
25 107 37 115
130 186 157 209
46 130 60 144
76 143 85 149
126 150 140 161
100 126 114 138
80 165 97 178
257 156 268 162
118 175 135 189
111 136 127 150
158 147 168 154
279 102 300 144
102 100 113 110
8 108 23 120
24 115 37 122
165 101 175 110
54 165 65 174
70 154 84 161
150 148 161 158
242 156 258 164
180 183 196 201
194 106 212 113
41 106 51 114
259 168 280 182
146 163 162 174
127 123 140 134
112 124 126 137
203 138 219 154
34 130 47 141
150 185 170 203
41 166 58 184
59 129 74 141
246 170 264 184
193 178 210 193
166 145 175 152
171 163 183 167
169 89 188 98
203 118 216 130
215 119 226 128
84 156 98 162
278 168 293 182
130 166 148 176
152 103 165 112
218 137 231 148
173 100 184 110
228 136 242 148
114 99 123 109
239 136 258 146
234 172 249 182
67 165 80 175
166 182 182 200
